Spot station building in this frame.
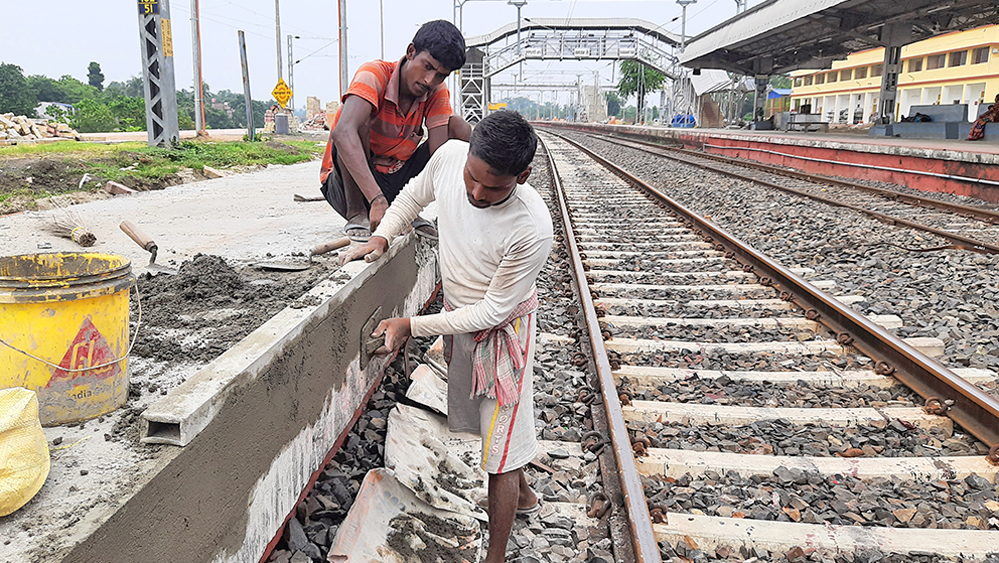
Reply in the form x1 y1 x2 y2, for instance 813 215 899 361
790 25 999 125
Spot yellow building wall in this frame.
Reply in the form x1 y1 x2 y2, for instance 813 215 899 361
790 25 999 123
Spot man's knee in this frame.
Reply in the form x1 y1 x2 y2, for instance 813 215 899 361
448 115 472 141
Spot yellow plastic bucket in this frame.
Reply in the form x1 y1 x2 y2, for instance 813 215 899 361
0 253 135 426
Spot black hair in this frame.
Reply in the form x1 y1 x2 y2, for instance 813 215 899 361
469 111 537 177
412 20 467 71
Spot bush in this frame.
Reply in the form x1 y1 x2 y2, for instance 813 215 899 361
70 98 117 133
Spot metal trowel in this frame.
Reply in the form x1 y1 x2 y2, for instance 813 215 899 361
255 236 352 271
120 221 179 275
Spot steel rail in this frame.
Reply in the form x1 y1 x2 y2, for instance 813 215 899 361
579 132 999 255
539 136 663 563
603 133 999 225
545 129 999 448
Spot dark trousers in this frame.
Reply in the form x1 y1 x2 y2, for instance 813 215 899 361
320 143 432 220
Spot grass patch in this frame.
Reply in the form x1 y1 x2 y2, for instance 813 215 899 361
0 139 322 214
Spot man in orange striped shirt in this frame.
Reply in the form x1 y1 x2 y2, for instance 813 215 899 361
320 20 471 241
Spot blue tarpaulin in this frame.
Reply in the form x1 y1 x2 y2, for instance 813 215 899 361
768 88 792 99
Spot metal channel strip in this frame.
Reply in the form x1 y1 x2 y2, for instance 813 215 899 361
540 137 664 563
583 132 999 255
545 129 999 451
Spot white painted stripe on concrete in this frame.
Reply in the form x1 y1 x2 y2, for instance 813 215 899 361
613 365 998 388
578 239 700 248
604 315 821 330
587 269 752 280
582 247 716 258
596 296 866 309
623 402 952 433
637 448 999 482
593 280 836 292
655 515 999 559
606 337 843 355
606 335 943 358
586 255 722 268
594 282 770 293
603 314 901 331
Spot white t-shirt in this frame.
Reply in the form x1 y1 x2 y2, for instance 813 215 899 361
371 140 554 338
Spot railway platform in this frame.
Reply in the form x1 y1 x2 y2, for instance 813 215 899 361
539 122 999 204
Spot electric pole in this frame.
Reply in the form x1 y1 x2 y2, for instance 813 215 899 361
275 0 283 82
191 0 205 134
338 0 349 98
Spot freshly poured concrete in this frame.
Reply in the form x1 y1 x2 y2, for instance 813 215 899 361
0 163 440 563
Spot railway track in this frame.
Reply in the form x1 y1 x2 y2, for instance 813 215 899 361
567 131 999 255
539 131 999 562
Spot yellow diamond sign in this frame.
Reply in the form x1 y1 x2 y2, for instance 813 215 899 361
272 78 293 109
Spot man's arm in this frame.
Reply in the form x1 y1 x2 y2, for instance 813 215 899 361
339 142 451 266
331 95 389 227
425 87 453 154
413 232 553 337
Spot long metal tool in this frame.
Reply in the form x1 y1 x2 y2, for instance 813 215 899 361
548 129 999 448
540 137 663 563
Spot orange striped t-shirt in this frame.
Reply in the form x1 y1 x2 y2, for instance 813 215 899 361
320 58 452 183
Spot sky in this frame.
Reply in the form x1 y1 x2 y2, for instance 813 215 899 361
0 0 745 110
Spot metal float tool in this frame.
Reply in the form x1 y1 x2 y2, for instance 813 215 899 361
360 306 387 370
119 221 178 275
255 236 353 271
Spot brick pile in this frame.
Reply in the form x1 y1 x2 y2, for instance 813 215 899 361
0 114 80 141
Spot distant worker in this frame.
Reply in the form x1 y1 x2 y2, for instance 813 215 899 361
320 19 472 241
967 94 999 141
340 112 553 563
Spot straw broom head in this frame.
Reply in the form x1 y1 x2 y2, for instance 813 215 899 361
41 205 97 247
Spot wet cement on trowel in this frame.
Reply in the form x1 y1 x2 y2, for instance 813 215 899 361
63 242 421 563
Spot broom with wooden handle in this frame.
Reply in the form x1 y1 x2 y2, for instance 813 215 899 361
40 202 97 247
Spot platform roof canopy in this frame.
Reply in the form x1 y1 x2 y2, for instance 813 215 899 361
465 17 681 49
679 0 999 75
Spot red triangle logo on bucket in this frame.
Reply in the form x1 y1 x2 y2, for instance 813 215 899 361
47 317 121 386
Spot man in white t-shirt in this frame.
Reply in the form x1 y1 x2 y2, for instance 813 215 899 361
340 111 553 563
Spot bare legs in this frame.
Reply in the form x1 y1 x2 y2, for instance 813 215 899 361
484 468 538 563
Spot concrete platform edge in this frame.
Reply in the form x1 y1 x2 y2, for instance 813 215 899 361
58 235 439 563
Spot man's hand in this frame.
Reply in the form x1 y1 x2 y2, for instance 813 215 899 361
372 317 411 355
339 236 389 266
368 195 389 232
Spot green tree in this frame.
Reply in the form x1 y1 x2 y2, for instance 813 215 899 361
770 75 792 89
56 75 98 103
617 59 666 123
27 75 67 102
108 96 145 130
605 92 623 117
87 62 105 91
106 76 144 98
0 63 38 116
70 98 117 132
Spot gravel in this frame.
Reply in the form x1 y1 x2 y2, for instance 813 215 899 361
619 374 923 408
646 468 999 529
563 131 999 375
630 418 985 457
